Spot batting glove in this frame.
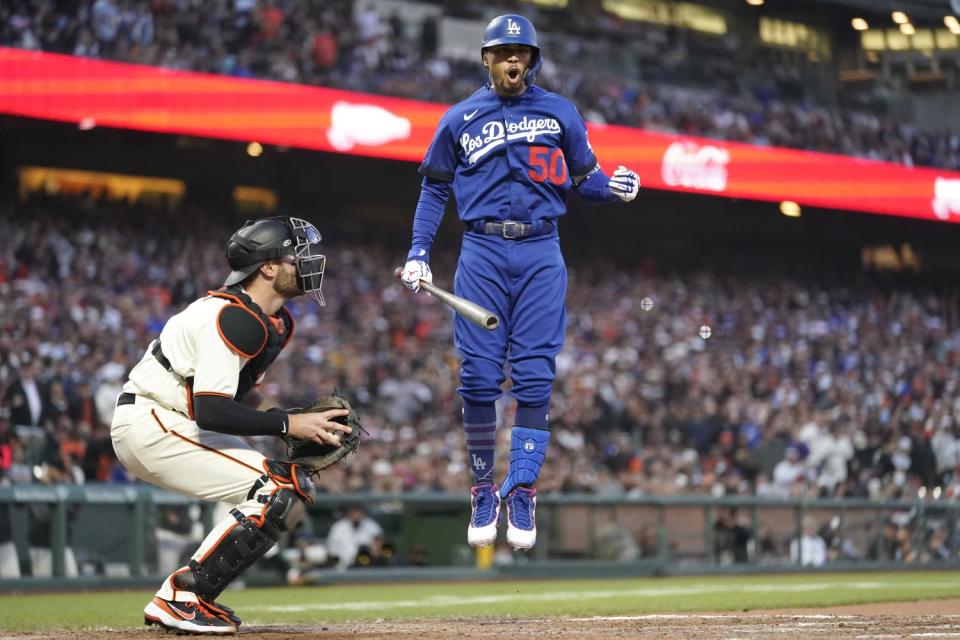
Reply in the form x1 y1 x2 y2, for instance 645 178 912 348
401 259 432 293
608 165 640 202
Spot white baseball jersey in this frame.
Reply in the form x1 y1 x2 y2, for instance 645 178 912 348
123 294 247 417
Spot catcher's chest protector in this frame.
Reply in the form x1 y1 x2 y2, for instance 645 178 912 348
209 286 295 399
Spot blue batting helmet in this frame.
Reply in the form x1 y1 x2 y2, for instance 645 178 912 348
480 14 542 84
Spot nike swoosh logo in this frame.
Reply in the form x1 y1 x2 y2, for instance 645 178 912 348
162 602 197 621
172 604 196 621
463 109 479 121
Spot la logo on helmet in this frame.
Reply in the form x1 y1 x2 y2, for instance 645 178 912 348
507 18 521 35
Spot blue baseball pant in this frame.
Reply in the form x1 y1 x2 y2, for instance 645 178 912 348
453 231 567 407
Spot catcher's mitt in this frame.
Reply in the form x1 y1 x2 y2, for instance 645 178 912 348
285 394 365 471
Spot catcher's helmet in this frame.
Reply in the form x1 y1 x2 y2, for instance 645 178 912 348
481 14 542 84
224 216 327 305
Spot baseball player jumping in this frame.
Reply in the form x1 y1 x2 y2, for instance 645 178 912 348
401 14 640 550
111 217 351 634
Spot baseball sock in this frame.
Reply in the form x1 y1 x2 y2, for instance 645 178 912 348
463 400 497 485
500 403 550 498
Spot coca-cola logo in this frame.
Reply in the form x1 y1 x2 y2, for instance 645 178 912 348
932 177 960 220
661 141 730 192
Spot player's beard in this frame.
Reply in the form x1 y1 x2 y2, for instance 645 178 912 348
273 264 303 299
491 65 527 96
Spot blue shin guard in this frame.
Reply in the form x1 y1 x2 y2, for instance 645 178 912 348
500 426 550 499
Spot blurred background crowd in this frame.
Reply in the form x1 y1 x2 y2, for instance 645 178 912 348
1 193 958 506
1 0 958 169
2 0 960 578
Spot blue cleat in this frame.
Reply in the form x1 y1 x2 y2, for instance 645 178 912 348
467 483 500 547
505 486 537 550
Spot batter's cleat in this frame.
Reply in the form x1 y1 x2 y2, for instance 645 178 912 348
199 598 242 628
467 483 501 547
143 596 237 634
505 486 537 550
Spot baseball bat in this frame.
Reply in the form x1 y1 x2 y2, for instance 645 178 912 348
394 267 500 331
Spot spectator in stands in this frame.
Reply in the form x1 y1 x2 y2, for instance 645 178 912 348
0 503 17 578
713 507 752 564
868 519 914 563
154 505 195 576
790 516 828 567
771 445 807 498
26 463 80 577
325 504 384 570
1 191 960 507
3 356 47 427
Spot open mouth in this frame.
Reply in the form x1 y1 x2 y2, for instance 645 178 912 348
506 68 521 82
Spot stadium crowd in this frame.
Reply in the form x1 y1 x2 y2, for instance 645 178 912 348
1 193 959 510
1 0 959 170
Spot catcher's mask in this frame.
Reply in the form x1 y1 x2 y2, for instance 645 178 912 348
224 216 327 306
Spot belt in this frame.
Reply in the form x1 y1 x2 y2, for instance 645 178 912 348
117 392 137 407
467 219 555 239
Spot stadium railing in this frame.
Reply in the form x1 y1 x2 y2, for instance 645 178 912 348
0 485 958 591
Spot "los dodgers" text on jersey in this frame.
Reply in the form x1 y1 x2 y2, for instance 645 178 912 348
419 84 597 224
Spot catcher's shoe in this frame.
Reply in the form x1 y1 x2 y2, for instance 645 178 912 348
505 486 537 550
467 483 500 547
200 597 242 628
143 596 237 634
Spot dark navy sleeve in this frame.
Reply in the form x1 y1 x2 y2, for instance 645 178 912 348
194 395 288 436
407 177 452 261
560 99 598 179
418 112 457 182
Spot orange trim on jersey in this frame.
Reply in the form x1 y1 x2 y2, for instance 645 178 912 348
150 410 263 476
150 409 169 433
216 303 268 358
192 391 234 399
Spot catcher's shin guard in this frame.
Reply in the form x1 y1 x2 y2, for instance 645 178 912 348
177 462 314 601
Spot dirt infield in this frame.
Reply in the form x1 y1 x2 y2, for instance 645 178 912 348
6 599 959 640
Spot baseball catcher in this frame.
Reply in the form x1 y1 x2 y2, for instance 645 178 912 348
111 216 357 634
400 14 640 551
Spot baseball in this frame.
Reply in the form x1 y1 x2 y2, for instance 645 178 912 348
699 325 712 340
640 297 654 311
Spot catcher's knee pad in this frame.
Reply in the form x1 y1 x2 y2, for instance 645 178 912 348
179 487 309 600
261 459 316 504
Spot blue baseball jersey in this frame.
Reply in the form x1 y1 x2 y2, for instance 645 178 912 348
419 84 598 223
